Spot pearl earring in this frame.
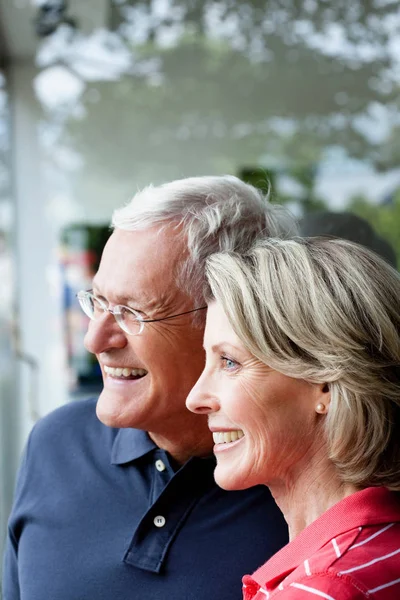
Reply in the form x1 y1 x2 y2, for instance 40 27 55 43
316 403 326 414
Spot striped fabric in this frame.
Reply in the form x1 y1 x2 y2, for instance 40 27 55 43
243 487 400 599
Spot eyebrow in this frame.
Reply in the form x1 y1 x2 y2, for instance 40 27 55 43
208 342 243 354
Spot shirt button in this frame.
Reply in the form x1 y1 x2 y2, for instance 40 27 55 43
154 515 166 528
155 459 166 472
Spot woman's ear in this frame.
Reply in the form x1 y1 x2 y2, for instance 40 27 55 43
315 383 330 415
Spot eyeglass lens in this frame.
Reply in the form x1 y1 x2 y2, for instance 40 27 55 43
77 292 142 335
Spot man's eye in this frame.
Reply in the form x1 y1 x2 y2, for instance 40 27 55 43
123 307 141 321
221 356 239 371
92 297 106 312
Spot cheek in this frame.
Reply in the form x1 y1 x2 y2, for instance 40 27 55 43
234 387 315 453
226 380 271 426
245 417 287 462
237 420 312 488
139 331 205 389
133 333 172 366
247 410 318 471
146 325 203 356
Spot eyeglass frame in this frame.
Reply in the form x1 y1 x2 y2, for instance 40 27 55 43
76 289 207 336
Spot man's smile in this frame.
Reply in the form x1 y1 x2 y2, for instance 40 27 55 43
103 365 148 379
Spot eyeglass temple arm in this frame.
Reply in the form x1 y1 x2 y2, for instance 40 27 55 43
141 306 207 323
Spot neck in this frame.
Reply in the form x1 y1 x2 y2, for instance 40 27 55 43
148 415 214 465
269 456 359 541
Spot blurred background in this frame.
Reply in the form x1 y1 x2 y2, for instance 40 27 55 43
0 0 399 578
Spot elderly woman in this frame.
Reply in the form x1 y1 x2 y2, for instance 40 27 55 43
187 237 400 600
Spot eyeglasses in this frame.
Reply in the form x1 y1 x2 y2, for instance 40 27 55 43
76 289 207 336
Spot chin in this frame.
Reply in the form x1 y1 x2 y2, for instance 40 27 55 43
95 389 139 429
214 467 250 492
96 399 123 428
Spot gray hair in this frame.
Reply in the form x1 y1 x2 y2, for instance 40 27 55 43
112 175 296 305
206 237 400 490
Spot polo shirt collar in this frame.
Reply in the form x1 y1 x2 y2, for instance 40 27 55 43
251 486 400 589
111 427 158 465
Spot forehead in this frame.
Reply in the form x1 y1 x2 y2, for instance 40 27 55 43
94 226 186 304
204 301 243 348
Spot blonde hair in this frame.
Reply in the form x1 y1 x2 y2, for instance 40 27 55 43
206 237 400 490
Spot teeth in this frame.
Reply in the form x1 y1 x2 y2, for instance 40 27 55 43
230 431 238 442
104 366 148 378
212 430 244 445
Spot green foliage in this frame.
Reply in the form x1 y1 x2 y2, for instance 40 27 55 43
348 192 400 268
240 166 327 213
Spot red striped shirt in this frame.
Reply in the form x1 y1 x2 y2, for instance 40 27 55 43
243 487 400 600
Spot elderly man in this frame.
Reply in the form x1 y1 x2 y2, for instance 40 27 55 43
3 176 292 600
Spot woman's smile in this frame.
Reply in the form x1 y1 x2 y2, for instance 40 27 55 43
211 429 245 451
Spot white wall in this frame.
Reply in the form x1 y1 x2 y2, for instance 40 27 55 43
12 64 69 445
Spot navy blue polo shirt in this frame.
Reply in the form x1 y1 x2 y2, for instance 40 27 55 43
3 398 288 600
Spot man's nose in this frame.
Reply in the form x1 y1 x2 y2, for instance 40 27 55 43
84 313 127 355
186 372 220 415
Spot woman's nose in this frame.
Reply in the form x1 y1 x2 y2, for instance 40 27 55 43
186 372 220 415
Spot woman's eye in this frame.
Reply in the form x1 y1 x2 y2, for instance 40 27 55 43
221 356 239 371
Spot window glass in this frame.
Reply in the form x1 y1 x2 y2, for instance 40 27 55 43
33 0 400 255
0 66 17 577
14 0 400 405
